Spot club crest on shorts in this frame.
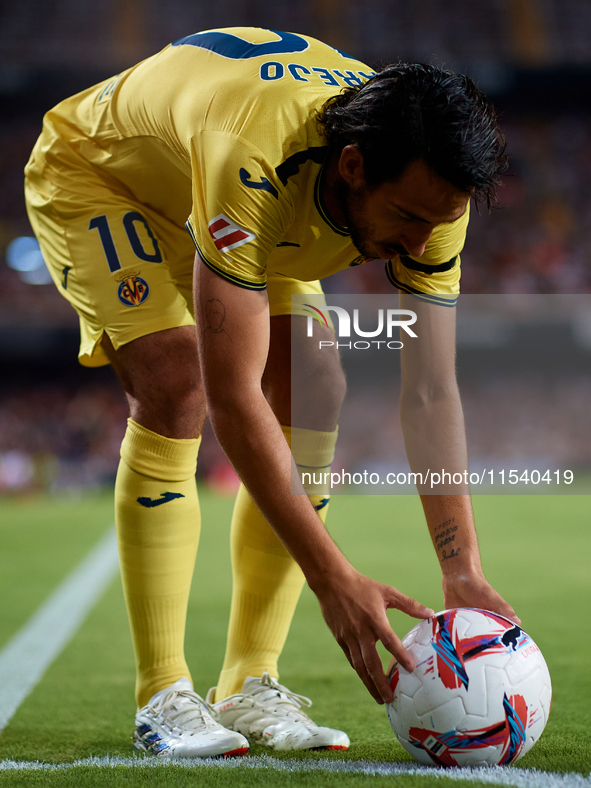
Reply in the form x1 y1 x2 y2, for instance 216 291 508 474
116 270 150 306
208 214 256 253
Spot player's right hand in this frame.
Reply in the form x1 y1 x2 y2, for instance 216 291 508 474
313 569 434 704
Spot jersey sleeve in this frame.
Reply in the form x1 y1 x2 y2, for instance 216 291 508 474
187 130 294 290
384 203 470 307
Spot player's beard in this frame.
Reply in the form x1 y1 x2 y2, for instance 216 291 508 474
337 180 379 259
336 179 409 260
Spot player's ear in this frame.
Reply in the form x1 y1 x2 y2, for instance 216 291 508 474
338 144 366 188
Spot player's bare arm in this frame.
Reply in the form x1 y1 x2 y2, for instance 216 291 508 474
195 257 433 703
399 295 519 624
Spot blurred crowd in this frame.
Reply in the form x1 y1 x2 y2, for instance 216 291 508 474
1 0 590 72
0 381 239 494
335 374 591 484
2 371 589 494
325 113 591 297
461 116 591 296
0 383 127 493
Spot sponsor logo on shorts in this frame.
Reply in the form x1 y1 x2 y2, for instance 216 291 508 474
208 214 256 253
116 270 150 306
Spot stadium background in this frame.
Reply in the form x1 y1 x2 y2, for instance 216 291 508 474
0 5 590 784
0 1 590 491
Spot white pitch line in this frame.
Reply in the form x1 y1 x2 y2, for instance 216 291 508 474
0 528 119 732
0 756 589 788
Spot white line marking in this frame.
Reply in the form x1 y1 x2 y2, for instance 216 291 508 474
0 755 589 787
0 528 119 732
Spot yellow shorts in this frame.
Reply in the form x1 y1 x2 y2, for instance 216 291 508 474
24 142 326 368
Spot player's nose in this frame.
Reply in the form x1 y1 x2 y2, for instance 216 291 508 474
400 226 434 258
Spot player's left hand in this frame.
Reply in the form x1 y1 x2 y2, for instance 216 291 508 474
442 570 521 625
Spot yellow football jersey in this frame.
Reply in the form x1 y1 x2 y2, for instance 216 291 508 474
31 27 467 302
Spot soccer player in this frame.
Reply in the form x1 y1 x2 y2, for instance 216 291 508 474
24 27 519 758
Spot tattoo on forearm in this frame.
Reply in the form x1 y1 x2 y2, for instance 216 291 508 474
434 516 454 533
433 517 461 561
433 517 456 547
204 298 231 339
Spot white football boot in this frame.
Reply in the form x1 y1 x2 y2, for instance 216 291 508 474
133 677 249 758
207 670 350 751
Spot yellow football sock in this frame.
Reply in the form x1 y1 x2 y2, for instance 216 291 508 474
115 418 201 708
215 424 338 701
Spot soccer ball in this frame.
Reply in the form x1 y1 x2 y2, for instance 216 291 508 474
386 608 552 767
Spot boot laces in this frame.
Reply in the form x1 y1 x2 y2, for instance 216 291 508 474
250 670 314 723
148 687 214 733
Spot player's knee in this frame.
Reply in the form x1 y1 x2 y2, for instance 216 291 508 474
144 374 202 415
315 356 347 410
129 374 206 438
105 327 206 438
130 368 205 438
292 349 346 427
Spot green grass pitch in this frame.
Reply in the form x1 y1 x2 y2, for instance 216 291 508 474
0 490 589 787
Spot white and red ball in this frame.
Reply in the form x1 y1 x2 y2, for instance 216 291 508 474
386 608 552 767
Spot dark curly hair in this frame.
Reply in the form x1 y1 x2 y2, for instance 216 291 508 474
318 63 507 207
